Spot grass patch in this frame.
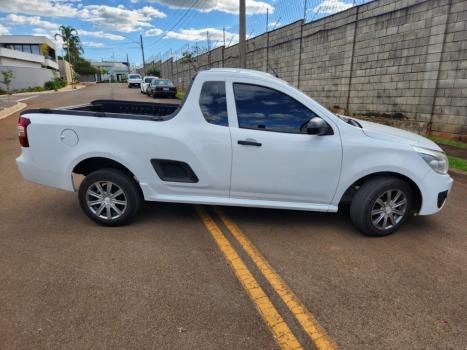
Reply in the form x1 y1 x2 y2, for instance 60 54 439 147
448 155 467 172
426 135 467 149
176 90 186 100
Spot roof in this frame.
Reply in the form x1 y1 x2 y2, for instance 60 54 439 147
0 35 56 49
199 68 286 86
204 68 275 78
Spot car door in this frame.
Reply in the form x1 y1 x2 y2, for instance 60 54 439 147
227 80 342 205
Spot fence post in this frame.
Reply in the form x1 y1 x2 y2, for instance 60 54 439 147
345 6 360 115
297 19 305 88
427 0 453 135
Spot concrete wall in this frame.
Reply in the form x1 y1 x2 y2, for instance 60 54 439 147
153 0 466 139
58 60 73 84
0 66 54 90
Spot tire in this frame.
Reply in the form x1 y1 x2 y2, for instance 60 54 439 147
350 177 412 236
78 168 142 226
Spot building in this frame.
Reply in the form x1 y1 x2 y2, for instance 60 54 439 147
90 60 129 82
0 35 60 90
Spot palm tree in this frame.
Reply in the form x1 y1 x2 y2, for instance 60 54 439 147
54 25 83 64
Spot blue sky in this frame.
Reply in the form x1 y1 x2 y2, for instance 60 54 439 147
0 0 358 67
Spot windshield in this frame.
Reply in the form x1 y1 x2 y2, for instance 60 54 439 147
153 79 173 86
129 74 140 79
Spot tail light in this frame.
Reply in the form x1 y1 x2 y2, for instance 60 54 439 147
17 116 31 147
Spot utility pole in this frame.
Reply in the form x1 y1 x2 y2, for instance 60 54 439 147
266 8 269 72
126 53 130 73
303 0 308 21
266 8 269 32
239 0 246 68
140 34 146 76
223 27 226 47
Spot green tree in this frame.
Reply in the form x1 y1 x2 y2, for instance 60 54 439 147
0 70 14 95
54 26 83 64
146 67 161 77
180 51 198 71
73 58 98 75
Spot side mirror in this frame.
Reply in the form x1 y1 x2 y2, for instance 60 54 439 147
306 117 331 136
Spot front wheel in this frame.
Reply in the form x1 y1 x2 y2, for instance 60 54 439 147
78 168 142 226
350 177 413 236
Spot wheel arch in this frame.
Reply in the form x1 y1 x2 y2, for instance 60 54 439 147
72 156 135 176
70 154 142 193
338 171 422 213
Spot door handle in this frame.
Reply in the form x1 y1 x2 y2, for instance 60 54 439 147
238 140 262 147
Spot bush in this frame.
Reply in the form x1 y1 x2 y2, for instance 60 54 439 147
44 77 67 91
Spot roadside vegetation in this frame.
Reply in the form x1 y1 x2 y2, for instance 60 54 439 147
448 156 467 172
426 135 467 150
0 77 67 95
176 90 186 100
424 135 467 172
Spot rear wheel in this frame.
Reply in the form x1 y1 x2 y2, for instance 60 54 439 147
78 168 142 226
350 177 412 236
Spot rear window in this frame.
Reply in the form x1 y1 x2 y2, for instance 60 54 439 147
199 81 228 127
144 77 153 83
129 74 140 79
153 79 173 86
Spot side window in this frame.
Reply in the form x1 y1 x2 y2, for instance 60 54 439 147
199 81 228 127
233 83 318 134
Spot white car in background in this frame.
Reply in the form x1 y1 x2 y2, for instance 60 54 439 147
127 74 142 88
141 76 158 94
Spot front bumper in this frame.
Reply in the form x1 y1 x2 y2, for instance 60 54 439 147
418 171 453 215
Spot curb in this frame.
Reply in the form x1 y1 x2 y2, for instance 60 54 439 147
0 102 27 120
449 169 467 185
0 84 86 97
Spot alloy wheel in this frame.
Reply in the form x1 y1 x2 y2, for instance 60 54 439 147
371 189 407 230
86 181 127 220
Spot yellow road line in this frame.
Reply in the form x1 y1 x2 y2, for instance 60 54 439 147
214 207 337 350
195 206 303 350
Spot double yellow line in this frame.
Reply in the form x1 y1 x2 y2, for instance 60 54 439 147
196 206 337 350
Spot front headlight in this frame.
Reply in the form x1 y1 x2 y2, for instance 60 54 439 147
413 146 449 174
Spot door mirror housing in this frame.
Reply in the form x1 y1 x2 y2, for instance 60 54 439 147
306 117 332 136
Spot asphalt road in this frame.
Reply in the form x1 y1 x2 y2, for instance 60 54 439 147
0 84 466 350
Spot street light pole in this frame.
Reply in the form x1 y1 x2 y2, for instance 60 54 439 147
239 0 246 68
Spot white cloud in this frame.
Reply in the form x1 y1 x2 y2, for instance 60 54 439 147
313 0 353 15
83 41 104 48
149 0 273 15
0 0 78 17
79 30 125 41
165 27 238 44
145 28 163 36
268 20 280 29
0 1 167 33
80 5 166 33
0 24 10 35
5 14 59 30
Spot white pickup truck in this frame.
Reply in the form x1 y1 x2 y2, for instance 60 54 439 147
16 68 452 236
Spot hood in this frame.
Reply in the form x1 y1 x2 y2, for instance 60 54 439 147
356 119 443 152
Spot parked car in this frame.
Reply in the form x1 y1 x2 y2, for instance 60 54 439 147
147 79 177 98
16 68 452 236
140 76 158 94
127 74 142 88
